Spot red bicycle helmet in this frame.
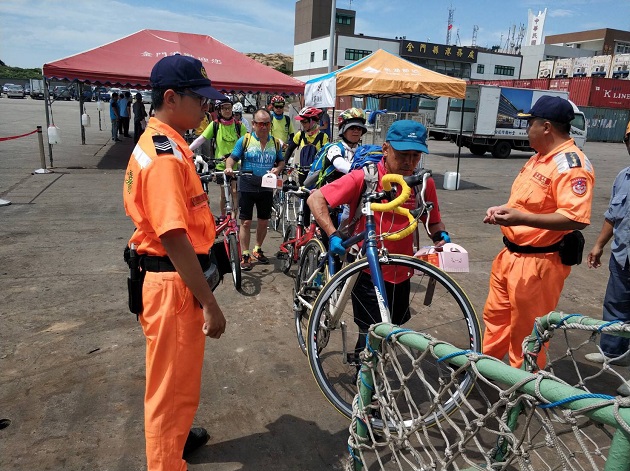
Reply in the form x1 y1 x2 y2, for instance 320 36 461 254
270 95 285 106
295 106 322 121
337 107 367 135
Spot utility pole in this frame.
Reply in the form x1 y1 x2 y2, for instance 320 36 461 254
446 5 455 44
472 25 479 47
328 0 336 72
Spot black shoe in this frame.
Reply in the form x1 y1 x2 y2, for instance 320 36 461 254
183 427 209 458
114 138 122 142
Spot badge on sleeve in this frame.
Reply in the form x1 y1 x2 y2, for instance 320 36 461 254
565 152 582 168
152 135 172 155
571 177 587 196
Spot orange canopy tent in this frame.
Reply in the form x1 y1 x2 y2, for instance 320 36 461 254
305 49 466 107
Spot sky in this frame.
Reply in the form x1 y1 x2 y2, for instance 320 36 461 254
1 0 629 69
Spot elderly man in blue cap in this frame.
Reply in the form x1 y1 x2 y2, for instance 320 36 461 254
307 119 450 358
123 54 228 471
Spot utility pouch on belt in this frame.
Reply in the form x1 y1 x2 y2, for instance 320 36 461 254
205 241 232 291
558 230 585 266
124 245 145 316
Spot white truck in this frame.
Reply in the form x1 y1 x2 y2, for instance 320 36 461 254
30 79 45 100
427 85 587 158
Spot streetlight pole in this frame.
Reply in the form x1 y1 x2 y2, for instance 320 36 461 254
328 0 336 72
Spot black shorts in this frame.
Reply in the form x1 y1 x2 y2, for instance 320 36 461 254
239 190 273 220
351 271 411 330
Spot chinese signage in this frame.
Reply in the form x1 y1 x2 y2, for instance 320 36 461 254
526 8 547 46
139 50 222 64
399 41 477 63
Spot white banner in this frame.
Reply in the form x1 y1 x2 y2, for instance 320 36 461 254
305 76 337 108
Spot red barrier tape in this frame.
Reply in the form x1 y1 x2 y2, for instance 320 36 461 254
0 129 38 142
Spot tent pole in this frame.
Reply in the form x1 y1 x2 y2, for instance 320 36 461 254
79 83 86 145
455 97 465 191
43 79 54 167
328 0 336 73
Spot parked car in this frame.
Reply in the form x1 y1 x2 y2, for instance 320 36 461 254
140 90 152 104
94 87 110 102
24 84 31 95
6 84 25 99
2 83 16 95
53 86 72 101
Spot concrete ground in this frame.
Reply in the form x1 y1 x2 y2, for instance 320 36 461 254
0 97 625 470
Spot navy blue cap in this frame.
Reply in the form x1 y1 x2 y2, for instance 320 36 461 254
386 120 429 153
518 95 575 124
149 54 226 101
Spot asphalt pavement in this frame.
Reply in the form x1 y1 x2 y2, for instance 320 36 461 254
0 97 626 470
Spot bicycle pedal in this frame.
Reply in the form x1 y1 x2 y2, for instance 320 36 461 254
276 252 287 259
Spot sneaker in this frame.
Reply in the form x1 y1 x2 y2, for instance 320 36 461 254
183 427 209 458
584 352 630 366
252 248 269 264
240 253 252 271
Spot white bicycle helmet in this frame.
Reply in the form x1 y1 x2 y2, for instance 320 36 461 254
232 102 244 114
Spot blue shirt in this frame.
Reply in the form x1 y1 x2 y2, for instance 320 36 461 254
231 132 283 192
110 100 119 120
118 97 129 117
604 166 630 266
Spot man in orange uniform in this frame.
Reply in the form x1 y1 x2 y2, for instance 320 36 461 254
482 95 595 369
123 55 227 471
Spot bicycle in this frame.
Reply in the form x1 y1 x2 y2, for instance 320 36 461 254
305 170 482 429
276 182 321 275
199 170 242 291
270 164 309 235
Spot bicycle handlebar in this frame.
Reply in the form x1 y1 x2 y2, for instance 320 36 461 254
370 173 432 242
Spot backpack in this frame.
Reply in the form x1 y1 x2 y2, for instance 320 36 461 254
241 133 281 155
303 142 345 190
210 119 242 157
297 131 326 168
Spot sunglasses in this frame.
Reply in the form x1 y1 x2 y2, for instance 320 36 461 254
177 90 210 107
347 125 364 132
273 104 285 109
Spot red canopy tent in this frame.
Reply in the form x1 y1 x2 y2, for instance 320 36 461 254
42 29 304 94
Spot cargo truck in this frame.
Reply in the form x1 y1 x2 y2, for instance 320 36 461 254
428 85 587 158
29 79 45 100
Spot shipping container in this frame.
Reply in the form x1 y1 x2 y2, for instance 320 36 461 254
384 96 420 113
582 107 630 142
549 79 570 92
589 78 630 109
567 77 592 107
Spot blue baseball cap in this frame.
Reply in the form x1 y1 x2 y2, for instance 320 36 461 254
517 95 575 124
386 120 429 153
149 54 226 101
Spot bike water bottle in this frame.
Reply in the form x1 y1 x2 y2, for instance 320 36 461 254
313 272 323 287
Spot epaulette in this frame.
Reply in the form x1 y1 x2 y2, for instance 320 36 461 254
553 151 583 173
152 135 172 155
564 152 582 168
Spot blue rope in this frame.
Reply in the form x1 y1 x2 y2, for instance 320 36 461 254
384 328 414 343
556 313 583 327
597 320 624 332
347 445 362 463
437 350 473 362
538 393 615 408
359 371 374 391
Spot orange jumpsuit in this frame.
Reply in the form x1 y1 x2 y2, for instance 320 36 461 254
123 117 216 471
482 139 594 368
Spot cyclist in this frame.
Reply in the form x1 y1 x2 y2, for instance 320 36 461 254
190 98 247 221
269 95 294 148
232 102 251 133
307 120 450 359
284 106 329 183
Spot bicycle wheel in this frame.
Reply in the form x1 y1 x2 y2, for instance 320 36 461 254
270 191 283 233
306 254 481 429
280 225 296 275
294 238 327 355
227 233 241 291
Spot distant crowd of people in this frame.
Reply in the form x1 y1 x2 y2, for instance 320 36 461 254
109 91 147 144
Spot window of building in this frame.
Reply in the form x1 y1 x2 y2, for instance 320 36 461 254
345 49 371 61
477 64 484 74
310 51 315 63
323 49 327 61
336 15 352 25
616 42 630 54
494 65 515 76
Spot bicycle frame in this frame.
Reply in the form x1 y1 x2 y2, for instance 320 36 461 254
317 172 431 337
201 170 241 258
278 193 319 262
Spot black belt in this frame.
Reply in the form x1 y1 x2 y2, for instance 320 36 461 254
503 236 562 254
141 254 211 272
